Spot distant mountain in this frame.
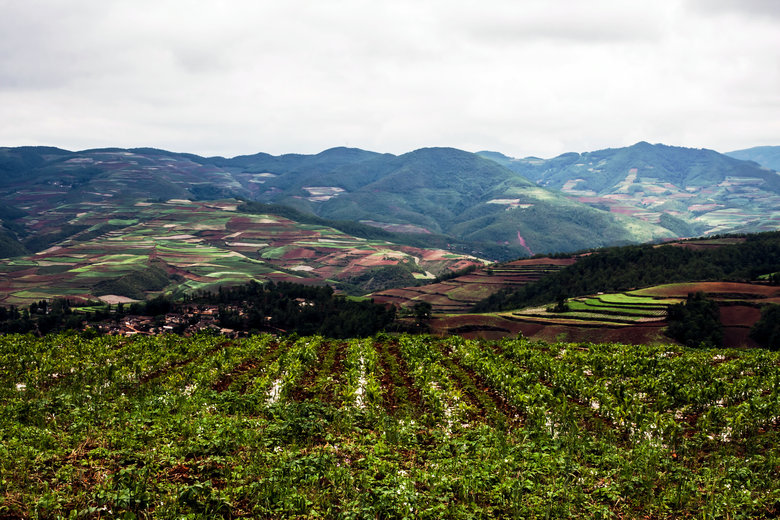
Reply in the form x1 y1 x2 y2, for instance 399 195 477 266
2 142 777 265
0 146 250 205
726 146 780 171
239 147 674 257
480 142 780 237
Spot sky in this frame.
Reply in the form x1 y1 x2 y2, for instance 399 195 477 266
1 0 778 159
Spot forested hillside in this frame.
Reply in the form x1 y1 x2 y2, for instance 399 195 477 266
475 232 780 312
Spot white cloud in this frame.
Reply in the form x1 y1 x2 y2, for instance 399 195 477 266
0 0 778 158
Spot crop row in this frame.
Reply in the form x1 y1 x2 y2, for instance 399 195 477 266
2 333 780 519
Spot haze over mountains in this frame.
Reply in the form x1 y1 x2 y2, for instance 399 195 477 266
726 146 780 172
0 141 778 265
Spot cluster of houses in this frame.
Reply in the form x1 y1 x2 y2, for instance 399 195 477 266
93 305 244 337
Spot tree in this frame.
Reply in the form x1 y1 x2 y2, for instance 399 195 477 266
750 304 780 350
412 301 433 330
666 292 723 348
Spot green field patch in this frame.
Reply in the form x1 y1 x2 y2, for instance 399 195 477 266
92 254 147 265
72 267 135 278
6 259 37 266
11 290 59 299
154 243 214 253
34 257 78 264
107 218 138 226
584 297 669 310
204 271 255 279
35 265 74 275
569 300 665 317
259 246 290 259
599 292 681 305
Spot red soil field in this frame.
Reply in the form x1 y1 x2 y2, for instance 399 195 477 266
720 305 762 327
431 314 671 345
280 248 318 260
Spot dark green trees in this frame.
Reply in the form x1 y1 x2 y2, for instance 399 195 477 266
666 292 723 348
750 304 780 350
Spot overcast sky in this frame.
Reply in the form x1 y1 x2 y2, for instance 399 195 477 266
1 0 778 158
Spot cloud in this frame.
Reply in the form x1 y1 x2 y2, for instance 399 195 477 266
686 0 780 18
449 2 670 44
0 0 778 158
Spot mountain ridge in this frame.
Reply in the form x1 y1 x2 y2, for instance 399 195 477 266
0 142 777 264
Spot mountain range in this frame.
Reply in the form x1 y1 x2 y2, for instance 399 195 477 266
479 142 780 238
5 141 778 261
0 141 778 304
727 145 780 171
0 143 777 256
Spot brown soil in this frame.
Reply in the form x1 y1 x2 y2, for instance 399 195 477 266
211 357 261 392
291 341 333 403
384 341 424 417
637 282 779 299
719 305 762 327
441 354 520 429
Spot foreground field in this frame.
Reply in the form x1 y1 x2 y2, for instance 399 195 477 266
2 333 779 518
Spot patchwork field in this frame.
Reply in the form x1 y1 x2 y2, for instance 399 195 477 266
432 282 778 348
371 257 577 313
0 200 481 306
3 333 779 518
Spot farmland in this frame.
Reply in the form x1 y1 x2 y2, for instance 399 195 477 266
431 281 780 347
0 200 480 306
371 257 576 313
2 333 779 518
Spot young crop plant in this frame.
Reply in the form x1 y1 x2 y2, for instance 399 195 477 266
2 333 780 518
340 338 382 411
251 335 321 406
397 335 474 430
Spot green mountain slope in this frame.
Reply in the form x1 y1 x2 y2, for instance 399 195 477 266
0 145 678 260
480 142 780 236
264 147 674 257
0 200 482 306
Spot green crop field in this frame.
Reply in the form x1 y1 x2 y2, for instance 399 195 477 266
567 300 666 317
2 333 779 519
0 201 480 306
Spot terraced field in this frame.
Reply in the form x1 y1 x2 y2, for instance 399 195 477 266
433 281 778 347
0 200 480 306
2 333 779 518
371 257 576 313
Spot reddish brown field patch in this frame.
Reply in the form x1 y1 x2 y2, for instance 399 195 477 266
720 305 762 327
